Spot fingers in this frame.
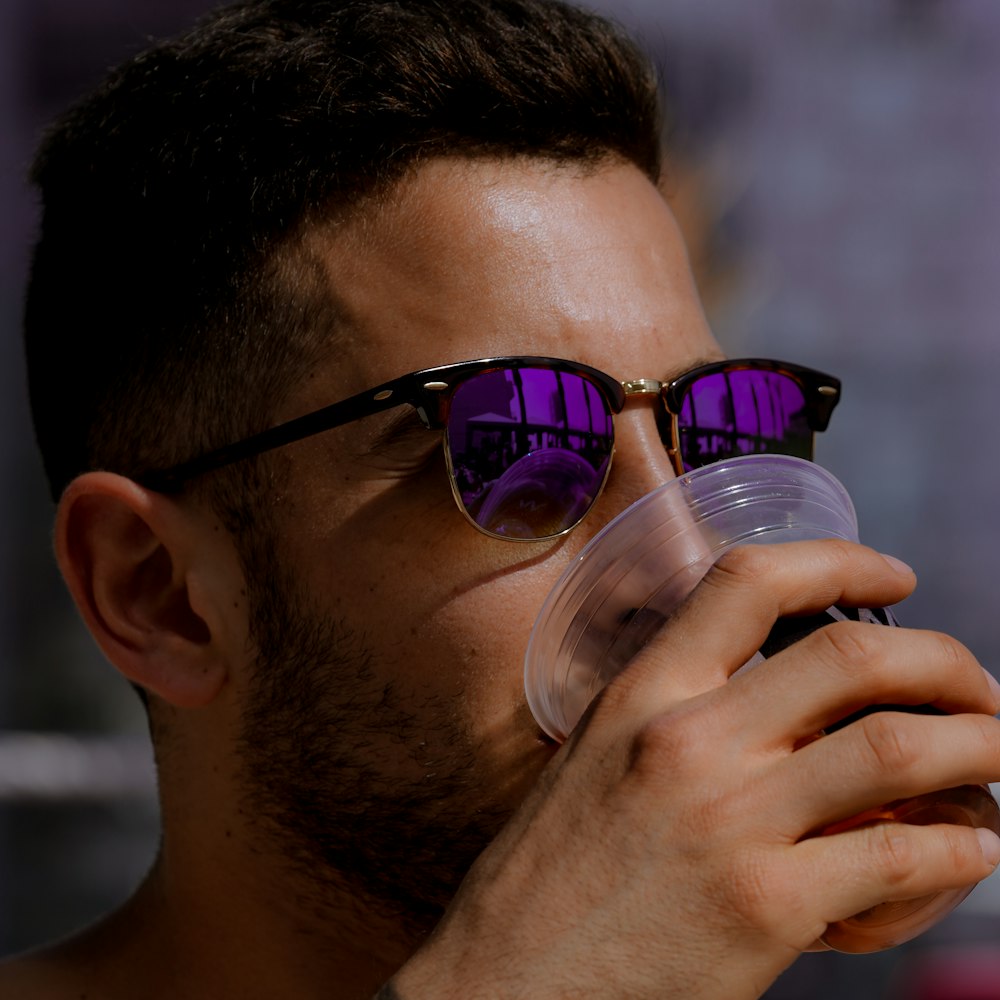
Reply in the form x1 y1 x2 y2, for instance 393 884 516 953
791 818 1000 936
591 538 918 721
538 536 1000 967
684 539 916 678
681 801 1000 956
726 621 1000 753
698 540 916 631
765 710 1000 835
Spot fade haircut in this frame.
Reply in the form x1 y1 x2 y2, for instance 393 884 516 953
25 0 664 520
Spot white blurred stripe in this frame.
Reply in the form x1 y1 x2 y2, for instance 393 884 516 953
0 731 156 801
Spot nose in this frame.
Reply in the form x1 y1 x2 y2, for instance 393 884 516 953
590 393 677 527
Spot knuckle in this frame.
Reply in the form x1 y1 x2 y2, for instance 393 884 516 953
719 851 770 916
815 620 886 675
871 824 983 889
926 629 973 672
939 827 980 878
624 711 731 824
716 849 804 933
972 713 1000 752
706 545 780 590
822 537 859 563
629 709 709 779
626 707 759 846
869 823 920 885
857 711 921 774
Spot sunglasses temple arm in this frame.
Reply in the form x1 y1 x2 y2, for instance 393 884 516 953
137 377 415 492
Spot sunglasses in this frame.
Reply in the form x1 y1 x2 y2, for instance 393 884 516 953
140 356 841 541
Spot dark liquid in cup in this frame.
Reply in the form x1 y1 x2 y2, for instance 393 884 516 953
759 605 897 659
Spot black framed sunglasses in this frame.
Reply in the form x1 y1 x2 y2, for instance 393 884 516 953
139 356 841 541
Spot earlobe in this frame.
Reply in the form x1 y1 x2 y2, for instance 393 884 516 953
54 472 234 708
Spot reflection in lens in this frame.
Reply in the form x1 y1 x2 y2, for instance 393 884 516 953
447 367 614 539
677 370 809 471
474 449 609 538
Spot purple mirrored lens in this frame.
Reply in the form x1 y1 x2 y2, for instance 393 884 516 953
447 367 614 538
676 370 810 470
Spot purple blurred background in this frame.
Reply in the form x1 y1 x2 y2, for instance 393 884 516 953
2 1 999 996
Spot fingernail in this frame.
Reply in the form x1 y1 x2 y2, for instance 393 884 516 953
976 828 1000 869
983 669 1000 712
881 553 914 577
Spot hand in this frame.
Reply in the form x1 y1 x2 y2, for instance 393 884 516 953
392 540 1000 1000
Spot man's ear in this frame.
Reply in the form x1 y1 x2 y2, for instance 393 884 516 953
54 472 242 708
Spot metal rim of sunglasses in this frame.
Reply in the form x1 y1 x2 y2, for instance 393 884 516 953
136 356 842 524
438 357 841 540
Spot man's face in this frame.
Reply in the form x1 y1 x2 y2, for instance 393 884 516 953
237 156 722 924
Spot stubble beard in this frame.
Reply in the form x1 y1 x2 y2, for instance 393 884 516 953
234 521 512 937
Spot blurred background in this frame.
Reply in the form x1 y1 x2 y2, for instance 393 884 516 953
2 0 999 996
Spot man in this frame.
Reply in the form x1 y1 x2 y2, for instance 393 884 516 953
6 1 1000 997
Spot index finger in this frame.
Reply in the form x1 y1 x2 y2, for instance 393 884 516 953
600 539 917 717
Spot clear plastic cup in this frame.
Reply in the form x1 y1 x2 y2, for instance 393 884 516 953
524 454 1000 953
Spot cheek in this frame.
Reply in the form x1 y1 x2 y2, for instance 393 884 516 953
403 568 560 800
323 533 561 799
357 546 550 678
411 572 544 695
280 450 568 718
329 528 559 722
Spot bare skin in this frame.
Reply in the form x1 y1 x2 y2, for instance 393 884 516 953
4 158 1000 1000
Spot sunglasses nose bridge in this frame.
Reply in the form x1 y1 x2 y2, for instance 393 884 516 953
597 390 678 510
619 377 677 462
621 377 664 398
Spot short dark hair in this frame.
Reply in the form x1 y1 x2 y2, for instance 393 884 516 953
25 0 664 508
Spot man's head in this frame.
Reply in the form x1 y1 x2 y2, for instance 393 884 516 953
25 0 663 512
220 155 720 930
26 0 725 947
